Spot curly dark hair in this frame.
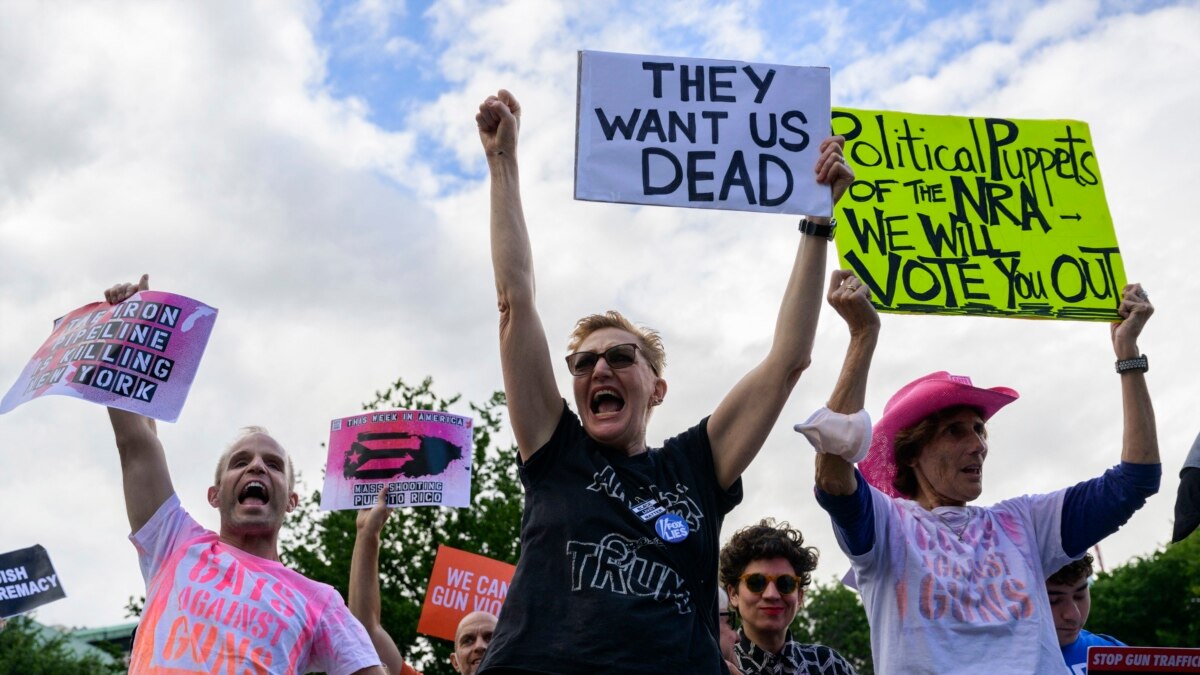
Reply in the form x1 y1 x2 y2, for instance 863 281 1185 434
1048 552 1095 587
719 518 818 592
892 405 986 498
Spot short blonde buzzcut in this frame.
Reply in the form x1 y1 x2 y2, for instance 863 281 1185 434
567 311 666 376
214 426 295 491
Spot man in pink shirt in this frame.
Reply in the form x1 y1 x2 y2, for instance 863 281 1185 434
105 275 384 674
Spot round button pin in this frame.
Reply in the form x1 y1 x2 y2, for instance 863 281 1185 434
654 513 690 544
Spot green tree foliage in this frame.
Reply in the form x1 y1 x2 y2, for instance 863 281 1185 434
0 615 124 674
280 376 522 675
789 578 873 675
1087 535 1200 646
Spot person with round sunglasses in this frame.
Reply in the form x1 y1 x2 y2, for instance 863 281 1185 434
795 272 1160 673
473 89 853 675
719 519 857 674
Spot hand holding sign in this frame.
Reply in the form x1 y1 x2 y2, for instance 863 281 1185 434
817 136 855 207
101 275 156 440
1112 283 1153 351
349 482 407 675
105 273 150 305
356 482 395 537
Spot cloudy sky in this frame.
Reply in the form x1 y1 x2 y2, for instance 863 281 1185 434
2 0 1197 630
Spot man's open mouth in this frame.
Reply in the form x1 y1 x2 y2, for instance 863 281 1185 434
238 480 270 505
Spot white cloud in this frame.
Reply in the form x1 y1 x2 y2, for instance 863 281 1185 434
335 0 409 37
385 35 422 57
1011 0 1099 48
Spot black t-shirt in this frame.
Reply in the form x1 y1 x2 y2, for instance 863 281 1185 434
478 402 743 674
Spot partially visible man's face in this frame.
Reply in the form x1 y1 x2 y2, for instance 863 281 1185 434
450 611 497 675
1047 577 1091 647
718 590 738 663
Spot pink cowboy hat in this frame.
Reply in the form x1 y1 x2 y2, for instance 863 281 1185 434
858 371 1019 499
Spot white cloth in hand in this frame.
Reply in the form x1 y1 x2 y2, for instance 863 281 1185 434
793 407 872 463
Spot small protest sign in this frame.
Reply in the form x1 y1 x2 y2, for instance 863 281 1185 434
0 545 66 618
321 410 473 510
1089 646 1200 673
832 108 1126 321
417 545 515 642
576 50 831 216
0 291 217 421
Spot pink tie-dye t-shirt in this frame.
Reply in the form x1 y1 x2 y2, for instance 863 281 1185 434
128 495 378 674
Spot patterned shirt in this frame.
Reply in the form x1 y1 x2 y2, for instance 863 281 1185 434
733 630 857 675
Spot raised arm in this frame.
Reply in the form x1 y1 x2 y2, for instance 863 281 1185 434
1112 283 1157 465
815 271 880 496
349 492 405 675
1057 283 1160 557
477 90 561 461
104 274 174 533
708 137 854 489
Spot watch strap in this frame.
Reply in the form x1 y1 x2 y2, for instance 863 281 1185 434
798 217 836 240
1115 354 1149 374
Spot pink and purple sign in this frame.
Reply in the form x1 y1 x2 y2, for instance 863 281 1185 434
0 291 217 422
320 410 473 511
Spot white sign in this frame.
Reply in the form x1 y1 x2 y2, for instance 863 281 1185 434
575 50 831 217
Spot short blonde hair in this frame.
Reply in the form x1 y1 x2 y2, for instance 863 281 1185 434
214 426 295 491
567 311 665 375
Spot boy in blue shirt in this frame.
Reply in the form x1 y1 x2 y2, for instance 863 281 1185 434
1048 553 1124 674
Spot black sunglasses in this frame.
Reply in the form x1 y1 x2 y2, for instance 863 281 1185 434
740 573 800 595
566 343 654 376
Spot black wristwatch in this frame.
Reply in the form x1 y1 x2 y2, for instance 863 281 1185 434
798 217 836 240
1115 354 1149 374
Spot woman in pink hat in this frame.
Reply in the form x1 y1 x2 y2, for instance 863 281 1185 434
794 271 1160 674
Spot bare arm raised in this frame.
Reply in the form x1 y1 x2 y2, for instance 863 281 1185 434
104 274 174 533
814 271 880 496
708 138 855 489
477 90 561 461
349 491 406 675
1112 283 1158 465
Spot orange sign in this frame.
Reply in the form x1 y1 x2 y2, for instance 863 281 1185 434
416 545 515 641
